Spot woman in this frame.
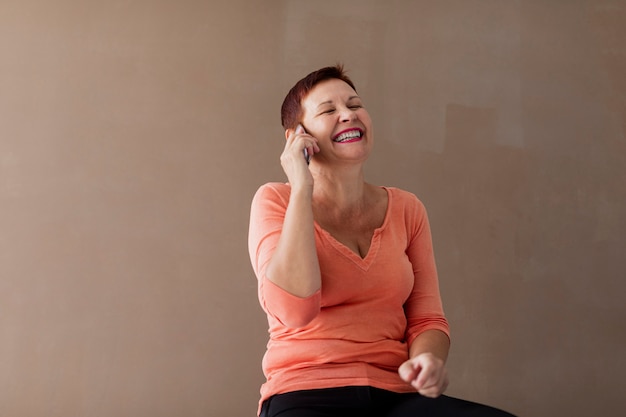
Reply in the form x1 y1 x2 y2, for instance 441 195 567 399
248 65 516 417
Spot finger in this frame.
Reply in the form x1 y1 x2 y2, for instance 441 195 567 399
398 360 419 383
284 134 307 154
415 366 434 389
417 368 448 398
300 141 318 160
300 139 319 158
418 385 441 398
414 362 436 389
285 124 305 142
418 377 446 398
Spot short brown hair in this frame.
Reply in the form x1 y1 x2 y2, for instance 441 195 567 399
280 64 357 129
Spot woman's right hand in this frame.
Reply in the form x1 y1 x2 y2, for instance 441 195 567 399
281 124 319 189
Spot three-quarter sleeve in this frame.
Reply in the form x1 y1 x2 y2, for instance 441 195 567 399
248 183 321 328
403 195 450 347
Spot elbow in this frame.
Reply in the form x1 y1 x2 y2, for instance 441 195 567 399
261 277 322 329
279 304 321 329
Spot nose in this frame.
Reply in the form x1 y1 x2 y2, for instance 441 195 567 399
339 106 357 123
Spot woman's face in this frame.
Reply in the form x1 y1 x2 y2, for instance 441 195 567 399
300 78 373 164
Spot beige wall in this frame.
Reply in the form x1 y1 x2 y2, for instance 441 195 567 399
1 1 625 416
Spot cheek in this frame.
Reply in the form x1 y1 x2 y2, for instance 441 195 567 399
358 110 372 126
304 120 330 138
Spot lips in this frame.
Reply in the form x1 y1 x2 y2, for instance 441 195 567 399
332 128 363 143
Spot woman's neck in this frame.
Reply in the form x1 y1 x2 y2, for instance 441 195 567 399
311 163 367 210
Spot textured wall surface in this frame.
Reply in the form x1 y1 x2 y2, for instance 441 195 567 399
1 1 624 416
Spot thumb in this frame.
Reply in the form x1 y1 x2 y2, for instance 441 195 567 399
398 360 419 383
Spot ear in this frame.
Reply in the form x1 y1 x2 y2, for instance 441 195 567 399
285 124 304 140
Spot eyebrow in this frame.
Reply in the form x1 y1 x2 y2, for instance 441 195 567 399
315 95 361 109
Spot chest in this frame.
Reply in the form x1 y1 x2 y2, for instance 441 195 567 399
314 210 415 309
314 202 387 259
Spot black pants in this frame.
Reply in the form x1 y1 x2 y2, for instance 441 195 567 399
260 386 516 417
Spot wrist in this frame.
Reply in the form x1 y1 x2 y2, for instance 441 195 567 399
290 183 313 200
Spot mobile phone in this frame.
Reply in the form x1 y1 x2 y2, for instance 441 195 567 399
297 124 311 165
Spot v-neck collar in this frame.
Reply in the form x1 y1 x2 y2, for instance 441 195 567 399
313 187 391 271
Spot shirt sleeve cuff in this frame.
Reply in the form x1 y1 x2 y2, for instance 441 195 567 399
260 277 322 328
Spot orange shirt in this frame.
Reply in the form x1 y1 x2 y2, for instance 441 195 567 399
248 183 450 412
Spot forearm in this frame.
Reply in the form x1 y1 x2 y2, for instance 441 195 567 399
409 329 450 363
265 186 321 297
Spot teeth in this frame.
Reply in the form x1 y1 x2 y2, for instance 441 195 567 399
334 130 362 142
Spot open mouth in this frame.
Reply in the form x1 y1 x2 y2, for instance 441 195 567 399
333 128 363 143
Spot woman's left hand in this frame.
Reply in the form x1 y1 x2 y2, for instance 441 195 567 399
398 352 449 398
